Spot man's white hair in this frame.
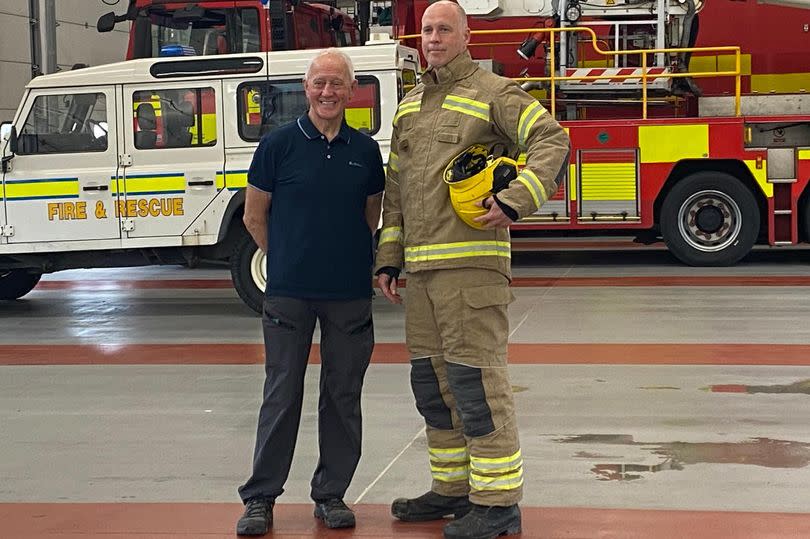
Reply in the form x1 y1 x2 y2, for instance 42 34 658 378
304 48 355 82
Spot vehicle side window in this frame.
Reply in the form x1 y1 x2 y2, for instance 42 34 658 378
18 93 107 155
237 76 380 142
132 87 217 149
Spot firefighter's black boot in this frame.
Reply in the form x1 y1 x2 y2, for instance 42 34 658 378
442 503 521 539
236 497 273 536
391 491 472 522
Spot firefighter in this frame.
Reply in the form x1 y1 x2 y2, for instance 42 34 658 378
374 2 570 538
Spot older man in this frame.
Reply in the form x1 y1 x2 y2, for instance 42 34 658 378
236 48 385 535
375 2 570 538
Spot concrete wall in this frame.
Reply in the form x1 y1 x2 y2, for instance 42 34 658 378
0 0 128 120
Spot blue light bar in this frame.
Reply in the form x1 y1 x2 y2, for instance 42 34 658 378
159 45 197 57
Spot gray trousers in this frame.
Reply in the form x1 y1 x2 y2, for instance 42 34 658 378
238 295 374 503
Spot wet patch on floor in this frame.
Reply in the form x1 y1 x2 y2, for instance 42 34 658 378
704 379 810 395
555 435 810 481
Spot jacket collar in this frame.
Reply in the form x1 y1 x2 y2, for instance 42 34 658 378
423 51 478 86
297 113 352 143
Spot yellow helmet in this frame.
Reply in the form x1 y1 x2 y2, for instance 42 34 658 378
443 144 518 229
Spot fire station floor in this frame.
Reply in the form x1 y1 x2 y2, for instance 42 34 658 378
3 245 810 538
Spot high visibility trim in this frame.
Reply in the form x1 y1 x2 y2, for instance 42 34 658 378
432 465 470 483
225 170 248 190
469 469 524 491
429 446 469 463
405 241 511 263
379 226 403 245
442 95 490 122
124 174 186 195
518 101 546 148
470 450 522 473
517 169 547 208
388 152 399 173
393 100 421 125
4 177 79 201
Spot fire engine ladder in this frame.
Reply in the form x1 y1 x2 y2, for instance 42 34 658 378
765 147 798 245
557 0 672 94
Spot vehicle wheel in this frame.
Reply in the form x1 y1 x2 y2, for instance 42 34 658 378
660 171 759 266
230 232 265 314
0 270 42 300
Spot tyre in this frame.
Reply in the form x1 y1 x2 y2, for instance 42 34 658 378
660 171 759 266
230 231 265 314
0 270 42 300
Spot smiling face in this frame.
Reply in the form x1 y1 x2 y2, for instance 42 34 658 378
304 54 357 124
421 1 470 68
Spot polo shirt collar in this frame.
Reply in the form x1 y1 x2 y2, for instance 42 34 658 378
297 113 352 143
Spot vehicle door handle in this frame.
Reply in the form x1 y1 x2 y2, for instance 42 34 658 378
188 180 214 186
83 185 109 191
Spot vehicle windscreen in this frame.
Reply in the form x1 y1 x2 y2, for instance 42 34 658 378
138 7 261 58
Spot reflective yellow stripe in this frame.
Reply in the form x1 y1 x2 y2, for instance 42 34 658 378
470 450 522 473
516 169 547 208
124 174 186 195
225 171 248 189
379 226 403 245
442 95 490 122
388 152 399 173
393 101 421 126
405 241 511 262
469 469 524 491
429 446 469 463
639 124 708 163
4 177 79 200
432 465 470 482
744 159 772 197
216 171 226 190
751 73 810 94
518 101 546 148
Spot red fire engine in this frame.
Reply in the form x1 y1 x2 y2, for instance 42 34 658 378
396 0 810 266
97 0 359 59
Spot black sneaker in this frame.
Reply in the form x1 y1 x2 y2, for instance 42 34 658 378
236 497 273 536
391 491 472 522
443 503 521 539
314 499 356 529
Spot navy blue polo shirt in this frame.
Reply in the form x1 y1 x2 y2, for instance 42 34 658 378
247 114 385 300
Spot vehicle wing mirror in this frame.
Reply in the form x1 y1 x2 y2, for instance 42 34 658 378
1 122 18 155
97 12 116 32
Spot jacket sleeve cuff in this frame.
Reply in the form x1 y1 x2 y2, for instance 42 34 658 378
375 266 401 280
493 194 519 221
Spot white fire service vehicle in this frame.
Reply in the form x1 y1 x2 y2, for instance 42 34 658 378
0 40 419 313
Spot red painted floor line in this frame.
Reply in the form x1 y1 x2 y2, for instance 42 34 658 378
3 343 810 366
1 503 808 538
35 275 810 291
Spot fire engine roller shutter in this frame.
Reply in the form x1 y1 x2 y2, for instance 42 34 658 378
578 149 639 219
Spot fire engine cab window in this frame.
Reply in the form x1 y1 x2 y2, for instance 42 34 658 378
18 93 107 155
237 76 380 142
145 7 260 58
132 88 217 150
